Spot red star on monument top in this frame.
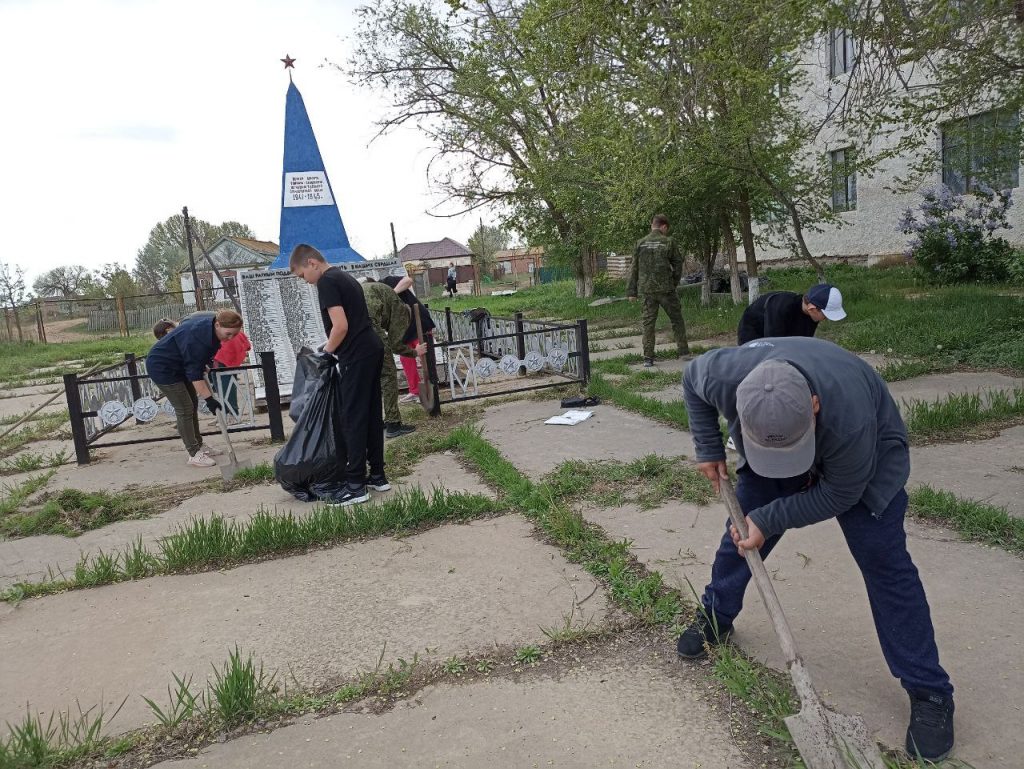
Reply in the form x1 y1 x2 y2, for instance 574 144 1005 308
281 54 296 69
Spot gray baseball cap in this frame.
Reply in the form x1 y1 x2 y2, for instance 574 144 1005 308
736 360 816 478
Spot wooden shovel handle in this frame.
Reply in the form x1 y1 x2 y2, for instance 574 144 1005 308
719 477 803 668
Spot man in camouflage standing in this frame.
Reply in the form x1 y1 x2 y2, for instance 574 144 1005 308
627 214 690 367
362 279 424 439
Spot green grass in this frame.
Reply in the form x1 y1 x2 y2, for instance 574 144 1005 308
877 359 939 382
902 387 1024 440
0 471 55 522
0 412 68 459
544 454 714 509
0 338 152 385
1 487 152 538
0 697 124 768
3 488 502 601
587 373 690 429
230 462 274 485
432 267 1024 372
909 485 1024 555
0 449 69 476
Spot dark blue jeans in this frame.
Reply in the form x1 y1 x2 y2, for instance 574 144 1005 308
702 467 953 697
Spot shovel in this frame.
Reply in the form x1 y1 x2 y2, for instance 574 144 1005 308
588 296 630 307
720 478 886 769
215 406 254 481
413 303 440 416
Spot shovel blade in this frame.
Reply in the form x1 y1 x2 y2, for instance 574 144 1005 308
785 707 886 769
219 459 255 482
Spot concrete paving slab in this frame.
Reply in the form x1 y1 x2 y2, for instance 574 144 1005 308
0 515 609 734
0 395 67 421
481 400 693 480
0 453 496 589
910 426 1024 518
888 372 1022 407
582 500 1024 768
150 643 750 769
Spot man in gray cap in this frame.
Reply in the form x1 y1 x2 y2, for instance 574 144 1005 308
676 336 954 762
736 283 846 345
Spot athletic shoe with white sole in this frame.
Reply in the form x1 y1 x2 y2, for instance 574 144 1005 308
366 475 392 492
187 450 217 468
326 485 370 507
399 393 419 403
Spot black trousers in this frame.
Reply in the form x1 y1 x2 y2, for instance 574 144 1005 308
338 349 385 486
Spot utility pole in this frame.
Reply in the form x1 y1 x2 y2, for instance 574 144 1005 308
390 222 399 260
182 206 205 311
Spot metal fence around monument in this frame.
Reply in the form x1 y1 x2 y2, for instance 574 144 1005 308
425 307 590 404
63 351 285 465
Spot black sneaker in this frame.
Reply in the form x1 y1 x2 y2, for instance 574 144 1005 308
676 611 733 660
326 485 370 507
367 475 391 492
906 690 954 761
384 422 416 439
642 357 655 368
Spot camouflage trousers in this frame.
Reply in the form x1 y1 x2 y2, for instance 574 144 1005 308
381 353 402 424
641 291 689 359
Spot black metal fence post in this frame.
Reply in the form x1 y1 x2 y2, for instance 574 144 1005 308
125 353 142 402
514 311 527 374
64 373 91 465
444 306 454 343
577 318 591 385
260 351 286 442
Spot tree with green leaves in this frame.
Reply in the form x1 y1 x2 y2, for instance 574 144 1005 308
133 215 255 293
32 265 97 298
467 222 510 278
0 259 29 341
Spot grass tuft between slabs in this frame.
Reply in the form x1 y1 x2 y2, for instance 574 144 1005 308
903 387 1024 441
909 485 1024 555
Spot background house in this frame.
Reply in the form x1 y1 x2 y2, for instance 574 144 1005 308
397 237 475 288
179 237 278 302
492 246 544 276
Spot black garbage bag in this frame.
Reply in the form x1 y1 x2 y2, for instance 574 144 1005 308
274 355 348 502
289 347 320 423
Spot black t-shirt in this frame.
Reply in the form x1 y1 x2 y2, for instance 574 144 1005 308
380 275 436 342
317 268 381 364
737 291 819 345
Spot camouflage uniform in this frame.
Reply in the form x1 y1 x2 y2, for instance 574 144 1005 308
627 230 689 359
362 282 414 424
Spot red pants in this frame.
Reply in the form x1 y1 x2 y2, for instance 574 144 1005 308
400 338 420 396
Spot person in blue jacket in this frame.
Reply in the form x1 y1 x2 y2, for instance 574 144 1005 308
146 310 244 467
676 337 955 761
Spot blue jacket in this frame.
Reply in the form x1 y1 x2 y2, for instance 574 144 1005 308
682 337 910 537
146 315 221 385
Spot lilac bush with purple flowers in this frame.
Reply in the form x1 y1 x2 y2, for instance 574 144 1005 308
898 184 1018 283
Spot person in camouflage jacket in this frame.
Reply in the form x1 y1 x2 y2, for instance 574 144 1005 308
627 214 690 366
362 279 422 438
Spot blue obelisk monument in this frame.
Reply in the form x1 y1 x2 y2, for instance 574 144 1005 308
270 78 365 268
239 58 400 396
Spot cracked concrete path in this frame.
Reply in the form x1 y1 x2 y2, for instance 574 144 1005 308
909 425 1024 518
481 400 693 480
151 641 750 769
0 515 609 734
583 500 1024 769
888 371 1022 406
0 453 494 589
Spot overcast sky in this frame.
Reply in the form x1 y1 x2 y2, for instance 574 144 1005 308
0 0 483 286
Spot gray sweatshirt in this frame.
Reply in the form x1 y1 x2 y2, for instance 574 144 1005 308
682 337 910 537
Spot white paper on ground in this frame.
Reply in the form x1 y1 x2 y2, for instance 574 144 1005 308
544 410 593 426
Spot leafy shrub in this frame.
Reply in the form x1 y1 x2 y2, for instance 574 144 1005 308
897 184 1014 284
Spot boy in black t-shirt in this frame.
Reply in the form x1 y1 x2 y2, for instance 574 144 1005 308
291 244 387 506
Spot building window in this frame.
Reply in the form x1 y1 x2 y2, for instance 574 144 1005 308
224 276 238 298
829 28 854 76
941 108 1020 194
831 147 857 212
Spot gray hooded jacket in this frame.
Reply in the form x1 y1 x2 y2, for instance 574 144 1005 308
682 337 910 537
